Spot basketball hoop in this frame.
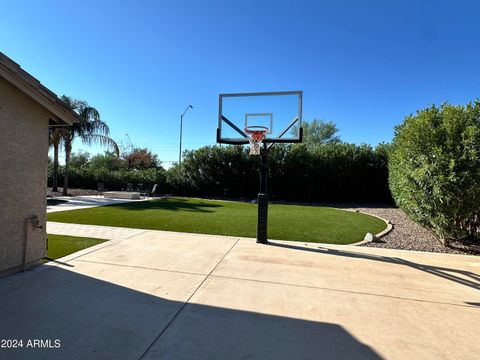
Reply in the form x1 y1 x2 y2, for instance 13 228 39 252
245 126 268 155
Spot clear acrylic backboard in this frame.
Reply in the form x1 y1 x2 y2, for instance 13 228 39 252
217 91 303 145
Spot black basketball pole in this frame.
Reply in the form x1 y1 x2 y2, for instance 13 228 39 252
257 142 269 244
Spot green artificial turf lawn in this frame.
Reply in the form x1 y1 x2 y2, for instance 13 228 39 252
44 234 107 262
48 197 386 244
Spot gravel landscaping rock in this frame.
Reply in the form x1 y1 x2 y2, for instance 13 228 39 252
345 205 480 255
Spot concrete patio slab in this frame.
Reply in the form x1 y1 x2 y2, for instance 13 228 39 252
1 226 479 360
0 261 205 360
144 276 478 360
212 239 480 306
65 260 206 301
47 221 148 240
76 230 239 274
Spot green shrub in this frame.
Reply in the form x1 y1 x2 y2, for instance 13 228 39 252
389 102 480 245
48 142 392 204
48 167 167 192
170 143 391 203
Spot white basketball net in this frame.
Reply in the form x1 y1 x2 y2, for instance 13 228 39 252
245 126 268 156
248 138 263 155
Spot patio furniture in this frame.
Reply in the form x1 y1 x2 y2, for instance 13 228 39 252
147 184 158 197
136 183 148 198
126 183 133 192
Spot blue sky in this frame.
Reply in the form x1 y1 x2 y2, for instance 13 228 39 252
1 0 479 166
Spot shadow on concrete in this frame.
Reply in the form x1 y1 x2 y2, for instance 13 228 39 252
0 266 381 360
464 302 480 307
268 242 480 292
112 198 223 213
142 300 382 360
43 257 74 267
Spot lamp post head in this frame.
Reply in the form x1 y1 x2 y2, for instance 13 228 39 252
179 104 194 165
182 105 194 117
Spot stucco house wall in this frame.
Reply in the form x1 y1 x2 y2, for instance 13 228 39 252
0 78 51 274
0 52 78 277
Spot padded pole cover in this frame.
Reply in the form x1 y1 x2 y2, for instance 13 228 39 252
257 193 268 244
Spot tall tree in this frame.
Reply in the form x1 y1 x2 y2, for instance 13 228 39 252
292 119 340 145
61 96 119 195
69 151 91 169
48 128 63 192
124 148 160 170
90 150 127 170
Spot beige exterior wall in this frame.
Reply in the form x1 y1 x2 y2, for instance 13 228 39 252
0 77 50 275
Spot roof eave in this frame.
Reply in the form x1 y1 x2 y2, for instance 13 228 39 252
0 52 79 125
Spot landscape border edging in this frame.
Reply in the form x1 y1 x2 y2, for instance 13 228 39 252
348 211 393 246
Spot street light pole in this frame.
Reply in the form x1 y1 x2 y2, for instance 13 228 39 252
179 105 193 165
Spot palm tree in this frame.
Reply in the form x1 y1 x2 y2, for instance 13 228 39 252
61 96 119 195
48 127 63 192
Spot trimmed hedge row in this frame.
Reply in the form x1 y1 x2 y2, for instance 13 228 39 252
168 143 392 203
48 166 167 191
49 143 392 203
